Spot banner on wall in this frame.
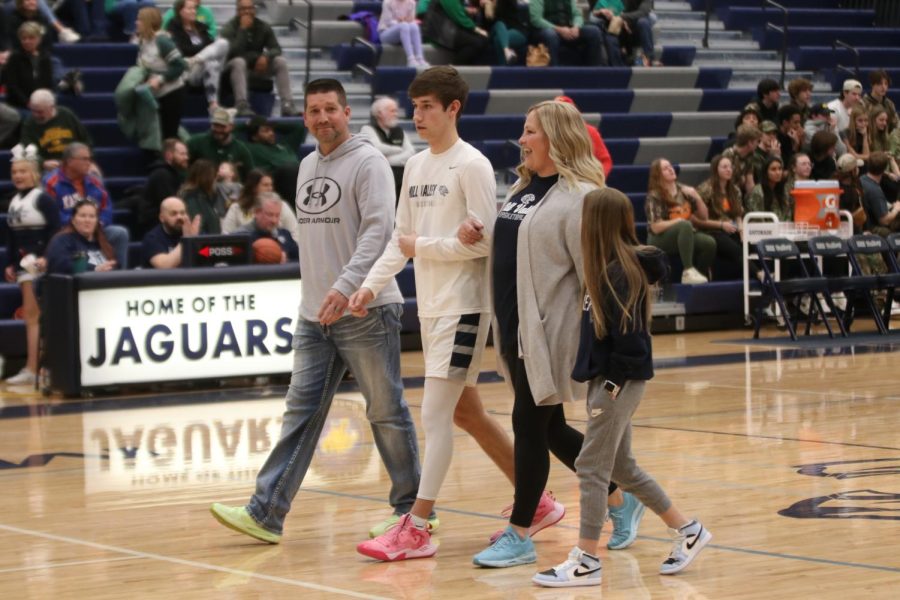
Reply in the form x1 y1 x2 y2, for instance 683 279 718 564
77 279 302 386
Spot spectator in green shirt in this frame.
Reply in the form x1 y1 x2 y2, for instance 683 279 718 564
187 107 255 180
244 115 304 202
529 0 604 66
20 88 92 171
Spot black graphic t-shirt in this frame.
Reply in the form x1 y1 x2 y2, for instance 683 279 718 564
492 174 559 353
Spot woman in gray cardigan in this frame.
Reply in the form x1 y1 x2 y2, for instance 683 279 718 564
469 101 639 567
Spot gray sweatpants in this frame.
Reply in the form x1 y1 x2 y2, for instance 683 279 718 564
575 379 672 540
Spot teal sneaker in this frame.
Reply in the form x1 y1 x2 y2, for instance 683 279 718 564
473 526 536 568
368 513 440 538
209 503 281 544
607 491 646 550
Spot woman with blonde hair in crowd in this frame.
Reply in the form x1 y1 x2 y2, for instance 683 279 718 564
3 146 60 385
842 106 870 170
645 158 716 284
471 101 644 568
114 6 186 160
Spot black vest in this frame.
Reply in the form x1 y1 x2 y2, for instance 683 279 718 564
369 116 406 147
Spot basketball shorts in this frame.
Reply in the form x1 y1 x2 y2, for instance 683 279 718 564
419 312 491 386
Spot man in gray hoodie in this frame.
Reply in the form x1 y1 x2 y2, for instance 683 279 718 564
209 78 424 543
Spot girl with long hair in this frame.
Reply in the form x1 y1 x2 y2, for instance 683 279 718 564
114 6 186 158
695 154 745 274
746 156 793 221
179 159 221 234
472 101 643 568
45 200 116 274
532 187 712 588
645 158 716 284
842 106 870 169
3 150 60 385
869 107 900 180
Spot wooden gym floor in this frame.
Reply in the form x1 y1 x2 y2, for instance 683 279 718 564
1 327 899 599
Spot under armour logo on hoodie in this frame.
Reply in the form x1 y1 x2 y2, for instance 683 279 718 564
298 176 341 214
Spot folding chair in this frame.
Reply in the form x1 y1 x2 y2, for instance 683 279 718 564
847 235 900 332
753 237 841 340
807 236 881 334
886 233 900 318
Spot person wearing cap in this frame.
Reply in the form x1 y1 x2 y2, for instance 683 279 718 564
188 107 254 180
827 79 862 133
787 77 813 123
863 70 899 133
753 120 781 184
221 0 299 117
860 152 900 235
726 104 761 148
554 95 613 177
752 78 781 123
359 96 416 202
803 103 847 157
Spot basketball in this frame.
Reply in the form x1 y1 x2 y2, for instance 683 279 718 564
252 237 283 264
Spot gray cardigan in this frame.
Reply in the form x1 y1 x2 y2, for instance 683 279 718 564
493 178 600 406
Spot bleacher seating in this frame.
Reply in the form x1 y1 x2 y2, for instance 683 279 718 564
5 0 900 362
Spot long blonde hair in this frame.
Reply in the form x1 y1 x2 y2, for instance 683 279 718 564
581 187 650 339
511 100 605 194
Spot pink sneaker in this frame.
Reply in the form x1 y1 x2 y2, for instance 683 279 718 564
490 490 565 543
357 514 437 562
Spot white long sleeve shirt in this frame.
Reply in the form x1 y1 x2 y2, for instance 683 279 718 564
362 139 497 317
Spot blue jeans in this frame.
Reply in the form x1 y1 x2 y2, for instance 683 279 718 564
246 304 421 534
535 24 604 66
593 14 655 66
103 224 130 269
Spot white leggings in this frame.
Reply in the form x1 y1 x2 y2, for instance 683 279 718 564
416 377 466 501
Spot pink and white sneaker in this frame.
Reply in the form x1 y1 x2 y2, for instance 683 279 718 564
357 514 437 562
490 490 566 543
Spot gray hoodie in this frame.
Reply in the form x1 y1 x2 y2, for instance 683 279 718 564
294 135 403 321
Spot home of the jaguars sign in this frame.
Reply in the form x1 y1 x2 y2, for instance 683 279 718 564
77 279 301 386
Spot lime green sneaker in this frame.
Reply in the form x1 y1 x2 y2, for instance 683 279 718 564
368 514 441 538
210 503 282 544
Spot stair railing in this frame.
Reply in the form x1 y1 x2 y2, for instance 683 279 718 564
288 0 313 89
832 40 861 81
762 0 789 88
702 0 712 49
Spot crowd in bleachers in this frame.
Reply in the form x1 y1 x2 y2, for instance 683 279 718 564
3 0 900 385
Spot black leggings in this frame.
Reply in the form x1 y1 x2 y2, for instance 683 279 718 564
504 349 617 528
157 87 186 141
